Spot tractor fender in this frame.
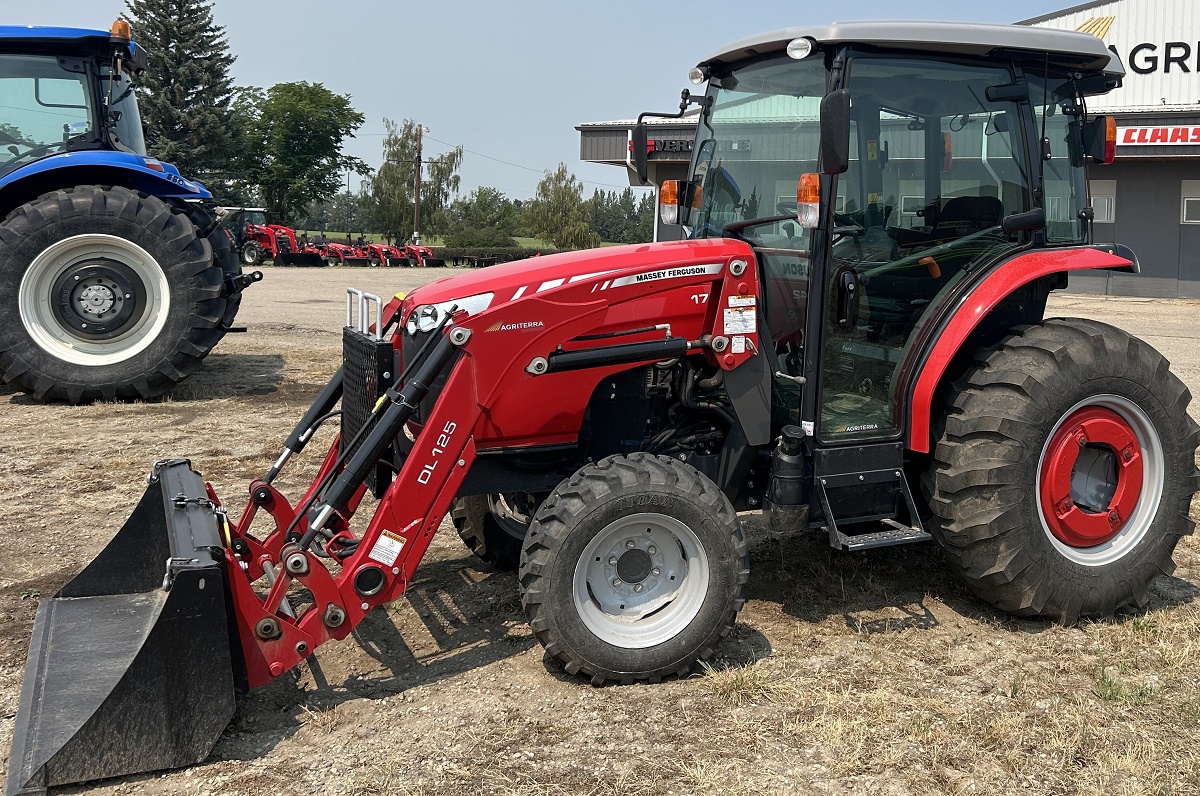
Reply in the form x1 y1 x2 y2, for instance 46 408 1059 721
905 246 1135 453
0 151 211 218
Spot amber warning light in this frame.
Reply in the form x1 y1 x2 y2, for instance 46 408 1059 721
111 19 132 39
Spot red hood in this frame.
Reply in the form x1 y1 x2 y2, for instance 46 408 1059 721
405 239 752 309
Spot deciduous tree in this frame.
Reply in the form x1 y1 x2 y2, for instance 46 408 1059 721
526 163 599 250
370 119 462 244
240 82 369 224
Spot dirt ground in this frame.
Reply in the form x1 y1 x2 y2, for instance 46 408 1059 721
1 266 1199 796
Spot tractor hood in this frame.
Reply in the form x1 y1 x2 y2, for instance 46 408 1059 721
401 238 753 320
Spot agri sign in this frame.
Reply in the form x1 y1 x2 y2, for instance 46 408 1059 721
1120 126 1200 145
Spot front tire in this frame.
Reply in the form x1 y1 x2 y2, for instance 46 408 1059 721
0 186 226 403
929 319 1199 623
240 241 263 266
520 453 749 685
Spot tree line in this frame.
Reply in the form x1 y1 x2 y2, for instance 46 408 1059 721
126 0 654 249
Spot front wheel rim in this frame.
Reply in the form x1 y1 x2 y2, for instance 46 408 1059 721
18 234 171 366
1036 394 1165 566
572 512 709 649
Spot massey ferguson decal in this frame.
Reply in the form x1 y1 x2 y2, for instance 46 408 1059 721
607 263 724 289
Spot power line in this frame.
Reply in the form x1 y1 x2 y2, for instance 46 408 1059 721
361 129 639 192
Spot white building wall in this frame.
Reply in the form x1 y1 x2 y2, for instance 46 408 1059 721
1026 0 1200 112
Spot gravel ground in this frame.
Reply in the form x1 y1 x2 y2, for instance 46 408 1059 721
1 265 1198 796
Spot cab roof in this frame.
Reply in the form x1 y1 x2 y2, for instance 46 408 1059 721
0 25 140 64
700 20 1124 79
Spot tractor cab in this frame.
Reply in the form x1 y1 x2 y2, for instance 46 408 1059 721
640 22 1122 447
0 21 152 180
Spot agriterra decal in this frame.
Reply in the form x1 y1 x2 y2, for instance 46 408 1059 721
485 321 545 332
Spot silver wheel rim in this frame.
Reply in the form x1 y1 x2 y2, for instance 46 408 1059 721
1035 394 1165 567
572 512 709 649
18 234 171 366
488 493 534 541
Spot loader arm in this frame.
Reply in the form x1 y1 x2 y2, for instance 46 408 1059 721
222 248 762 687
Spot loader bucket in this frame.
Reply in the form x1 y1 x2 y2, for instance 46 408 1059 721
277 252 325 267
6 460 237 796
343 256 371 267
424 258 447 268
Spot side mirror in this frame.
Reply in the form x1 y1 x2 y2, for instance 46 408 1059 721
820 89 851 175
632 122 649 183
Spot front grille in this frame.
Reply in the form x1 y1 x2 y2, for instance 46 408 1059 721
400 328 449 424
342 326 395 496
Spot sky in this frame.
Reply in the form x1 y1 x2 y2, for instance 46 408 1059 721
6 0 1080 200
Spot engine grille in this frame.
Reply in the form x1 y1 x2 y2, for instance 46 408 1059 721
400 328 449 424
341 326 395 496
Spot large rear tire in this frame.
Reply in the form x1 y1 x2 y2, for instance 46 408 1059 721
452 493 541 571
928 319 1199 623
520 453 749 685
0 186 226 402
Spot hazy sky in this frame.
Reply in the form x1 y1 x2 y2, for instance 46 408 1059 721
8 1 1075 199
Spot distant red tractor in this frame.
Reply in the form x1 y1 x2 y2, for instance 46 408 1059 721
362 242 408 267
401 243 445 267
322 241 370 267
219 208 322 266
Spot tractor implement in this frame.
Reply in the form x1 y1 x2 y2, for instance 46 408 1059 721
7 19 1200 795
6 461 236 796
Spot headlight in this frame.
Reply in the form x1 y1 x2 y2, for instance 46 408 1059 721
406 304 441 335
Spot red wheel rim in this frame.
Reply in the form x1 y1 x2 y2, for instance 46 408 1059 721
1039 406 1143 548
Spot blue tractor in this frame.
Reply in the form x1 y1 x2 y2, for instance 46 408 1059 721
0 20 258 403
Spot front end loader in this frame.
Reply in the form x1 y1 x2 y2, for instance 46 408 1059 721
8 20 1200 795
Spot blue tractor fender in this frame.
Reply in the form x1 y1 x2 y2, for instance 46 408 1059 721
0 150 212 219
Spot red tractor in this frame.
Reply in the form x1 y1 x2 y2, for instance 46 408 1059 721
220 208 323 266
8 21 1200 795
321 240 371 266
362 242 408 267
402 242 445 267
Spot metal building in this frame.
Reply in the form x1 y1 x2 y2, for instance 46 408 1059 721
577 0 1200 297
1022 0 1200 297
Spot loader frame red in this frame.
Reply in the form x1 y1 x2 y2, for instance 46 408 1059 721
215 246 761 687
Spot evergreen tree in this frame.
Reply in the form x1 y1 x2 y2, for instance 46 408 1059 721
124 0 238 187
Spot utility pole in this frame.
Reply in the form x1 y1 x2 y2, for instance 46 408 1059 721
412 125 422 244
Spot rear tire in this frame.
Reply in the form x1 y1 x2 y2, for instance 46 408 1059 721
452 493 541 571
520 453 749 685
0 186 226 403
929 319 1199 623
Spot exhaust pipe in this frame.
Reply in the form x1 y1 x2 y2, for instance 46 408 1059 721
6 460 238 796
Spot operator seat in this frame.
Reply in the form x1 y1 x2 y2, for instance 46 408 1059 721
929 195 1004 238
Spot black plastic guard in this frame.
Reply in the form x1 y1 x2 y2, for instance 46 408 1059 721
5 460 237 796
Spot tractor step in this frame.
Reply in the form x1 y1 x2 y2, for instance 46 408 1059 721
830 519 932 551
813 464 932 552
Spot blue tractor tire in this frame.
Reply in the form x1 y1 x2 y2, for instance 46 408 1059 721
0 185 227 402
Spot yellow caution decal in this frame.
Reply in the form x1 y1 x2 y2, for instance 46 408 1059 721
394 291 407 301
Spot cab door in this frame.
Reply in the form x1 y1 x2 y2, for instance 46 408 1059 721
816 55 1033 443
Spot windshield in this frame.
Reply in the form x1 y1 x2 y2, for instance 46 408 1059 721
688 56 826 246
0 55 94 177
101 65 146 155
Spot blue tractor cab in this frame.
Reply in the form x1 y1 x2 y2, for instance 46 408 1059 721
0 20 258 403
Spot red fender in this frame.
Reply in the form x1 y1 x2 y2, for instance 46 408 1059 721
907 247 1132 453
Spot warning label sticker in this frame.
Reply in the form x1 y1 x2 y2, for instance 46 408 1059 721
723 307 756 335
368 530 406 567
731 335 746 354
728 295 756 308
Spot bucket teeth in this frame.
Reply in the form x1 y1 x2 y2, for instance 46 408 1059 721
6 460 238 796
